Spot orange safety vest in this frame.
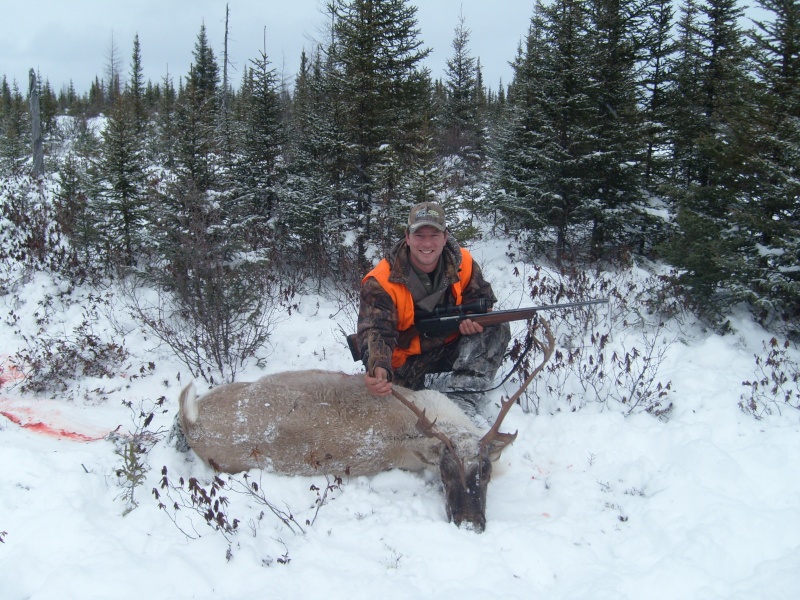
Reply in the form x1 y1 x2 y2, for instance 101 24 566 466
364 248 474 369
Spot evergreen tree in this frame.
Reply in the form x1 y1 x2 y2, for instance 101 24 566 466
174 75 217 192
329 0 433 268
173 25 221 194
440 12 483 173
661 0 754 312
437 17 490 236
190 23 220 111
742 0 800 331
175 25 219 193
583 0 648 257
59 81 79 115
488 11 547 241
490 0 597 260
127 34 147 136
88 77 105 117
639 0 676 189
283 46 352 275
94 94 147 267
231 47 286 247
38 77 59 136
153 71 178 168
665 0 705 191
55 152 97 268
0 77 28 175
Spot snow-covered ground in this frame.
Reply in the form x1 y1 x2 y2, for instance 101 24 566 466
1 237 799 600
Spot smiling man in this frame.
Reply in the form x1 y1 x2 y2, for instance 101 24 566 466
356 202 510 416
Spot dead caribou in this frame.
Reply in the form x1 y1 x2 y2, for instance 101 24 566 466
176 322 554 532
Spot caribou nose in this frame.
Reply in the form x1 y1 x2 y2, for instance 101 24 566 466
461 517 486 533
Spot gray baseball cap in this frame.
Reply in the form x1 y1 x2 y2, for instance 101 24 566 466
408 202 446 233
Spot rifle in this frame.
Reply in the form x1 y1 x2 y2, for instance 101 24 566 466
346 298 608 363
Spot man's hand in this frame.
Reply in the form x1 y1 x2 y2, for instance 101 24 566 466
458 318 484 336
365 367 393 396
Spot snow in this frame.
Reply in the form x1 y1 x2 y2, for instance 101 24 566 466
1 237 800 600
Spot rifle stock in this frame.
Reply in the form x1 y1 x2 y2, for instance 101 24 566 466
347 298 608 362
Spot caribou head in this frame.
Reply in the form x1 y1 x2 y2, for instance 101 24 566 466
390 387 518 531
176 321 554 532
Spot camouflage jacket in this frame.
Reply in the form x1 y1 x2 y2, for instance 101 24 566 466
356 236 496 378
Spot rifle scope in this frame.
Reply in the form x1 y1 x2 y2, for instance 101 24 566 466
430 298 488 317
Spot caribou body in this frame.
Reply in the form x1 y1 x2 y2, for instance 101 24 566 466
177 369 518 531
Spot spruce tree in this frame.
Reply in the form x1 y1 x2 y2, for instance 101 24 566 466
94 93 147 267
153 71 178 168
441 12 483 173
128 34 147 137
329 0 433 268
490 0 597 260
55 152 97 268
661 0 753 312
88 77 105 117
174 77 217 192
583 0 648 257
231 47 286 247
38 77 59 137
0 77 28 176
742 0 800 331
170 23 220 192
283 46 352 277
190 23 220 113
639 0 675 189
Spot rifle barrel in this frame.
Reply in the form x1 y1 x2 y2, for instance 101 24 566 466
415 298 609 336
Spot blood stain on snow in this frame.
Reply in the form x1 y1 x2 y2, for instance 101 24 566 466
0 358 25 388
1 409 106 441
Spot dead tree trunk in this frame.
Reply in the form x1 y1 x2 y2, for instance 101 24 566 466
222 3 229 114
28 69 44 177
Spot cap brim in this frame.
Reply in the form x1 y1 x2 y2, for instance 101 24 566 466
409 222 446 233
408 221 446 231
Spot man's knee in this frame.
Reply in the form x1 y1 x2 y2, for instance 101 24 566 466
486 321 511 353
453 322 510 373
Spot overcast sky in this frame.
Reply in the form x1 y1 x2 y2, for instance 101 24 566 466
2 0 535 95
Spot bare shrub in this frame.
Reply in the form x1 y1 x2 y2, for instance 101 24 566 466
740 338 800 419
126 183 296 384
0 174 90 288
112 396 168 515
514 262 676 417
9 290 130 396
153 468 342 562
589 328 673 416
154 469 241 543
122 262 290 384
281 237 363 340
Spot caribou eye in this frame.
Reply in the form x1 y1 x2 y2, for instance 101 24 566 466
440 454 460 477
479 457 492 478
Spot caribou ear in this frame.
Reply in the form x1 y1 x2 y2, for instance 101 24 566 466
484 431 518 462
412 449 438 466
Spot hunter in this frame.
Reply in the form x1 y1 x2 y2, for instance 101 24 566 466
356 202 510 416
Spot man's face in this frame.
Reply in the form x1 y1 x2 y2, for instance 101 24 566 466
405 226 447 273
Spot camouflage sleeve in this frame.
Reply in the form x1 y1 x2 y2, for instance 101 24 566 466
462 257 498 308
356 276 398 379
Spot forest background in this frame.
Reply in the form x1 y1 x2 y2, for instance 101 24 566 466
1 0 799 385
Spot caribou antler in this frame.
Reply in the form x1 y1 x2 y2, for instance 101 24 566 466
391 388 467 484
392 318 555 475
480 318 556 450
